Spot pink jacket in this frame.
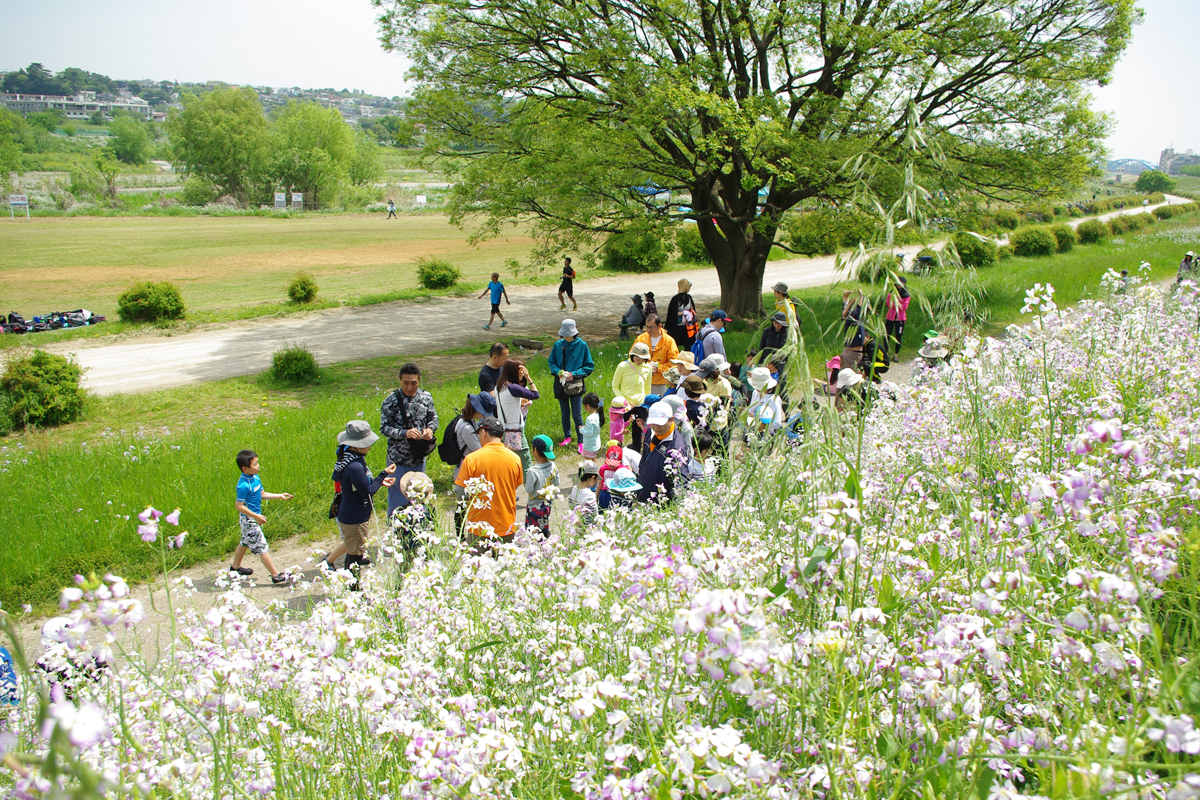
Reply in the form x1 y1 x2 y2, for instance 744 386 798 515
885 292 910 322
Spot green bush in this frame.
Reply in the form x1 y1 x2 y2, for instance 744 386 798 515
1135 212 1156 228
602 230 670 273
181 176 218 206
1076 219 1110 244
997 245 1015 260
993 209 1020 230
268 344 319 384
116 281 186 323
1154 205 1175 220
951 231 998 268
1049 224 1077 253
1108 215 1131 234
415 257 462 290
0 350 87 430
1123 213 1149 232
1010 226 1056 257
675 226 712 263
1019 205 1054 224
287 272 319 303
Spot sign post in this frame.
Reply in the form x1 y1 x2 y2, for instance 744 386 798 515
291 192 303 211
274 192 287 210
8 195 29 221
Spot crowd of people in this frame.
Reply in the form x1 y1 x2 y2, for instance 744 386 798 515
224 269 954 577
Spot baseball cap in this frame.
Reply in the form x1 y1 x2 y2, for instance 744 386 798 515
531 434 556 460
710 309 730 322
647 401 672 425
579 460 601 477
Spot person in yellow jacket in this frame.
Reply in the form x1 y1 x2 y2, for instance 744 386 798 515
611 341 653 406
634 313 680 396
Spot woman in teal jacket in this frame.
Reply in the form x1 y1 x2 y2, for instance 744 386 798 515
548 318 595 446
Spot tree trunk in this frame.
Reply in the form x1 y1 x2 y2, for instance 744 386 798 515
697 216 777 319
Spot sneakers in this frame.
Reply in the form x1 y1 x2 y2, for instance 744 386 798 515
578 443 585 455
271 572 290 584
558 436 572 447
357 556 373 568
500 320 507 327
559 302 566 310
320 555 336 571
483 325 491 330
229 565 253 576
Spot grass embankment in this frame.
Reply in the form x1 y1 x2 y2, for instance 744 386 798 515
2 212 1199 610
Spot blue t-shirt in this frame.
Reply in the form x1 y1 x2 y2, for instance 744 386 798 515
236 473 263 516
488 281 504 304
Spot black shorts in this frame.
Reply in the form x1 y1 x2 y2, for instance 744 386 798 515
559 280 573 296
491 302 501 314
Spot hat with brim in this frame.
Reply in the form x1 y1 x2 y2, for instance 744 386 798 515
608 468 642 494
772 282 789 294
610 395 630 410
670 352 698 372
710 309 730 322
628 342 651 360
468 392 496 417
579 459 601 476
661 395 686 420
835 368 863 390
697 354 730 377
748 366 777 391
918 343 949 359
682 374 707 396
678 278 692 292
558 318 579 337
1189 251 1197 258
398 470 434 499
531 434 556 460
771 311 788 326
647 401 672 425
338 419 380 447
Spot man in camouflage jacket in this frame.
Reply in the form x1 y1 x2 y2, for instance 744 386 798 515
380 363 439 515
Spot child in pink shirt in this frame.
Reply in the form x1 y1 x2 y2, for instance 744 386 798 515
885 277 911 356
608 396 630 443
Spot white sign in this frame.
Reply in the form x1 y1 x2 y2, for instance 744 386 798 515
8 195 28 206
415 195 427 205
291 192 303 210
274 192 287 209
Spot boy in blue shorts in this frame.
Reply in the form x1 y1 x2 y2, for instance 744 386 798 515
478 271 510 330
231 449 294 583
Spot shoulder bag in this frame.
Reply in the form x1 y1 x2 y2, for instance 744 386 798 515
497 389 526 451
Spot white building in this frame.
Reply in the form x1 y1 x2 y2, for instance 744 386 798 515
0 91 152 120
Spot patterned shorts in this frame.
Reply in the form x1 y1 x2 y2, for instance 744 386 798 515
238 516 269 555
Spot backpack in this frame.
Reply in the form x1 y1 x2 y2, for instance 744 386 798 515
437 414 467 465
6 313 24 325
690 328 715 362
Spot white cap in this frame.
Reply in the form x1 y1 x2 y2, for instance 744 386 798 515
646 401 672 425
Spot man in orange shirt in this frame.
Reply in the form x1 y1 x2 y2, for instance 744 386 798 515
635 314 680 397
454 416 524 551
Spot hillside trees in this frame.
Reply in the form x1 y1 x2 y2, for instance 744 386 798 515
107 115 151 164
377 0 1137 316
268 102 355 205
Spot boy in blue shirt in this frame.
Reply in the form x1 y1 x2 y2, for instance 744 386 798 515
231 449 294 583
478 272 510 330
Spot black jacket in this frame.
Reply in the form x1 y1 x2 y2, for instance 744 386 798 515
333 453 386 525
637 424 689 503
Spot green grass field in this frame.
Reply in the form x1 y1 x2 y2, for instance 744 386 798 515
1 212 1198 610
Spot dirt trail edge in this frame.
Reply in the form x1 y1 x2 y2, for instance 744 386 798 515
40 196 1189 396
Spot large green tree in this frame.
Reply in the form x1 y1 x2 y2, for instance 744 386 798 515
167 86 269 202
107 115 151 165
378 0 1135 316
1135 169 1175 194
267 101 356 206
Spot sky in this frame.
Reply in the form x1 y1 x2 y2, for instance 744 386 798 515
0 0 1195 163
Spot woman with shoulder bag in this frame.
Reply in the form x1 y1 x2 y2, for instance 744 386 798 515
548 318 595 447
496 358 540 475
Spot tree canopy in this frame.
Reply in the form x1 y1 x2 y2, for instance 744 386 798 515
377 0 1137 315
1135 169 1176 194
167 87 270 202
107 116 151 165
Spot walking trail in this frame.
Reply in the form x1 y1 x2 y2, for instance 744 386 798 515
42 196 1191 396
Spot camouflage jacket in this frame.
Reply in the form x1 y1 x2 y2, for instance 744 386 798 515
380 389 440 466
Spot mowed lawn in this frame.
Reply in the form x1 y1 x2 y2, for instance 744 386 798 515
0 214 536 317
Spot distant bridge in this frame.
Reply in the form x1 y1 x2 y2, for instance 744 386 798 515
1106 158 1157 173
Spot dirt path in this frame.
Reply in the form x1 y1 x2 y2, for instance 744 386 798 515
39 195 1189 396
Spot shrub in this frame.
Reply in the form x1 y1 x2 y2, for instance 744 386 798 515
1108 215 1131 234
287 272 319 303
675 226 712 263
1010 226 1056 257
1155 205 1175 220
268 344 319 384
0 350 86 430
993 209 1020 230
1136 212 1156 227
951 231 997 268
602 230 670 273
1019 205 1054 224
181 176 218 206
116 281 186 323
997 245 1014 260
415 257 462 290
1123 214 1148 232
1049 224 1077 253
1077 219 1110 244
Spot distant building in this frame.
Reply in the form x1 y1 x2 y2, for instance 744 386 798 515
0 91 152 120
1160 148 1200 176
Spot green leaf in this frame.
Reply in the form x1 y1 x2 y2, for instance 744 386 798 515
877 574 895 608
466 639 508 654
803 545 833 577
844 468 863 504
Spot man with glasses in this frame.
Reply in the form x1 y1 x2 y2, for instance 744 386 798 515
634 314 680 397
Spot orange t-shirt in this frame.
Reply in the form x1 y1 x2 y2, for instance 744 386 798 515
454 441 524 537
